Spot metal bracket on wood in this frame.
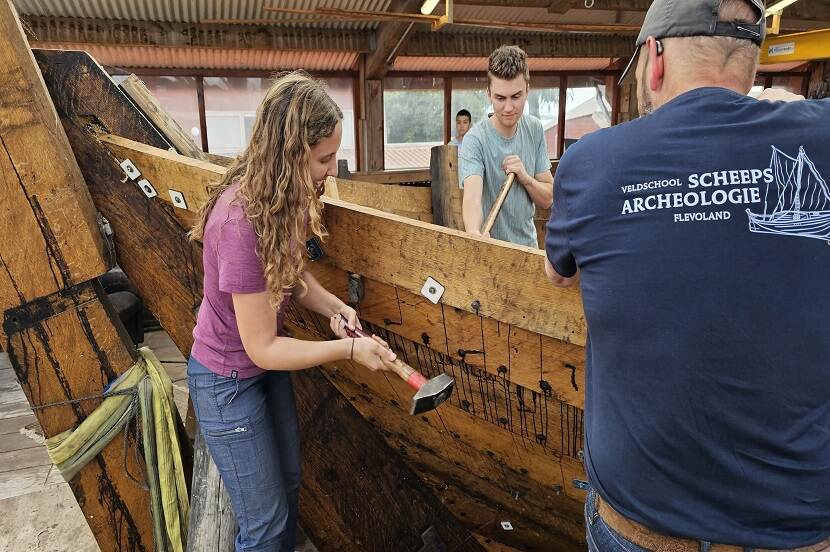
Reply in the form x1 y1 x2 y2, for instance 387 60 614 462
138 179 157 198
168 190 187 209
120 159 140 180
420 277 444 304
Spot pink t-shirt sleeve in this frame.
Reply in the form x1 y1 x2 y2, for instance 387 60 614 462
216 217 268 294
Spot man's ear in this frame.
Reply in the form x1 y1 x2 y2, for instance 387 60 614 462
645 37 665 93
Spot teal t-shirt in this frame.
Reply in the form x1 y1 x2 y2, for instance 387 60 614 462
459 114 550 247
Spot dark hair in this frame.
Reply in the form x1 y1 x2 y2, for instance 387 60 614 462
487 45 530 88
456 109 472 121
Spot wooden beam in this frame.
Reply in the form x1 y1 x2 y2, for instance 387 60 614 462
430 145 464 230
365 0 425 80
402 31 635 58
120 74 208 161
0 2 152 549
365 79 385 171
21 16 371 52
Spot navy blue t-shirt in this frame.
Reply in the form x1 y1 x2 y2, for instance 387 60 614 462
546 87 830 548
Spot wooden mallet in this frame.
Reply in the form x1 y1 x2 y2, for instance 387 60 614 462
480 172 516 236
344 326 455 415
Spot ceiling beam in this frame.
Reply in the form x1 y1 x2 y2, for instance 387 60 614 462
20 16 371 52
401 30 634 58
364 0 426 79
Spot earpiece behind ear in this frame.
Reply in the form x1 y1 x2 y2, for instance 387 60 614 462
656 40 664 56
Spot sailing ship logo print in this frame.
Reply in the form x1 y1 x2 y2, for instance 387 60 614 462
746 146 830 241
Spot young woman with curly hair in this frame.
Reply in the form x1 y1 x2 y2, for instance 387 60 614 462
188 71 395 552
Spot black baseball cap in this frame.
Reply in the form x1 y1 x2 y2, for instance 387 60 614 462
619 0 766 84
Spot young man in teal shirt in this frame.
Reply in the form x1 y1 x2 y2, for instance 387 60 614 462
459 45 553 246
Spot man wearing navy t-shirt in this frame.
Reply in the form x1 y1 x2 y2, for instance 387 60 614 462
546 0 830 550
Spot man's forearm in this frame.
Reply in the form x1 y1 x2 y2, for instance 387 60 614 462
520 175 553 209
463 200 483 234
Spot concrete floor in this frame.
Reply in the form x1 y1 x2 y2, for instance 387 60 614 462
0 330 316 552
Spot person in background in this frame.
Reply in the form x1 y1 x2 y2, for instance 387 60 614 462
188 70 395 552
459 45 553 245
449 109 472 146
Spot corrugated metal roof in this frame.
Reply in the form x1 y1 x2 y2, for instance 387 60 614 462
393 56 616 72
12 0 389 29
32 42 358 71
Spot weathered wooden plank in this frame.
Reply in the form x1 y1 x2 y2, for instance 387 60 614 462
0 444 51 473
322 198 586 345
0 2 108 316
335 178 433 222
0 464 53 501
347 168 432 185
431 145 465 230
119 75 208 161
0 414 36 434
186 431 236 552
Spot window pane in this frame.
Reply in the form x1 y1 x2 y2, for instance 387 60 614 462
203 76 356 168
384 76 444 169
205 114 244 154
121 76 202 151
563 76 612 154
203 77 266 157
324 77 357 173
527 76 561 159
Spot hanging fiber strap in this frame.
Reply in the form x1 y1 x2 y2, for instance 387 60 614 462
43 347 189 552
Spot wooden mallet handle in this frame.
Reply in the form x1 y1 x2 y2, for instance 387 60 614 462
345 327 427 390
480 172 515 236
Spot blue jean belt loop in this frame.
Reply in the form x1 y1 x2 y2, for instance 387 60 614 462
699 541 712 552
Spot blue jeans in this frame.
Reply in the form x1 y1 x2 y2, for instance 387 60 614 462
188 357 300 552
585 487 650 552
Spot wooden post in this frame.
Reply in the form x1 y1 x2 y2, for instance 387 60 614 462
430 145 464 230
807 61 829 99
365 79 385 171
0 2 154 549
337 159 352 180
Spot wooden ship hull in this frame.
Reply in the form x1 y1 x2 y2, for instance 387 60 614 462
8 41 589 551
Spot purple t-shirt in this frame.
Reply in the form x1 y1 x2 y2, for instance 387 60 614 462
192 183 289 378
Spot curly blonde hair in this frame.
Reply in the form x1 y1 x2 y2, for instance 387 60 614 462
191 71 342 306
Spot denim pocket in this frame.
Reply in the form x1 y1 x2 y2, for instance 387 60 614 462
212 373 241 411
203 417 252 439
